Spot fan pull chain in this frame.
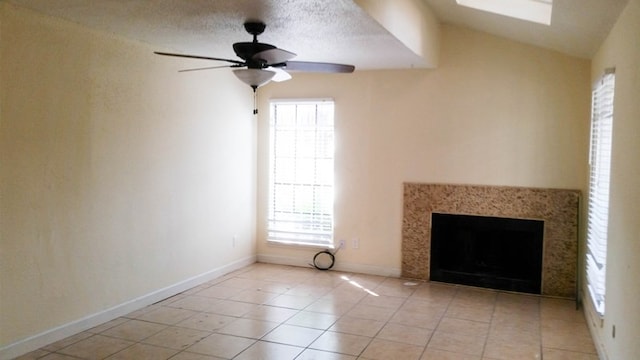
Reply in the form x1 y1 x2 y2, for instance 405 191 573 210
252 85 258 115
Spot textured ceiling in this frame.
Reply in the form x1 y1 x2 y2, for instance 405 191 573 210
7 0 631 71
7 0 427 70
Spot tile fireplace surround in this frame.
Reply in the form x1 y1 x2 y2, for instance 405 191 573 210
402 183 580 298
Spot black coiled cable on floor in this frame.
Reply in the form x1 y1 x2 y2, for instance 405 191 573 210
311 242 343 270
312 250 335 270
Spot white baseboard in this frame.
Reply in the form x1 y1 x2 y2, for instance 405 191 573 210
257 253 401 277
0 255 256 360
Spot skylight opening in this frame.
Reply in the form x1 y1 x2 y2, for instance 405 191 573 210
456 0 553 25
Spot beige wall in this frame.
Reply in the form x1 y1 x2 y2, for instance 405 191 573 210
588 0 640 358
256 25 591 275
0 3 256 350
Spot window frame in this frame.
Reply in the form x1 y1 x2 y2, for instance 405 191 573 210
267 99 335 249
585 68 615 317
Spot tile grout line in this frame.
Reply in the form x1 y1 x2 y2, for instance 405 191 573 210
539 295 544 360
418 284 459 360
480 289 499 359
351 277 417 358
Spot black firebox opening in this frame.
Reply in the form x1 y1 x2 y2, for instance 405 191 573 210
430 213 544 294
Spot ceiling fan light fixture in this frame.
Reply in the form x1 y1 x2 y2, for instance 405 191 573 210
233 68 275 89
155 21 354 103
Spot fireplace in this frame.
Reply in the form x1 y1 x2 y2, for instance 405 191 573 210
402 183 580 298
430 213 544 294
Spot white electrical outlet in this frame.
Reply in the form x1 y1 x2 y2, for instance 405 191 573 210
353 237 360 249
339 239 346 248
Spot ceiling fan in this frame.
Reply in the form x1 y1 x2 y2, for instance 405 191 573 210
155 21 356 92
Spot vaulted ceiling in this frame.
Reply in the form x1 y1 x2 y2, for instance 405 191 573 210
7 0 630 70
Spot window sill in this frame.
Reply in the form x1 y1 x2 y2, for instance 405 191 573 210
266 239 335 251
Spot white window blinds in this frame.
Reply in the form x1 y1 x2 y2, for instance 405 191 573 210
268 100 334 247
586 69 615 316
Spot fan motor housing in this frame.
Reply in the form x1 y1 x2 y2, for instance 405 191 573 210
233 42 276 64
244 22 266 36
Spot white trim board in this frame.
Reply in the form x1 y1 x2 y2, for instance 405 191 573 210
256 253 402 278
0 256 257 360
582 290 609 360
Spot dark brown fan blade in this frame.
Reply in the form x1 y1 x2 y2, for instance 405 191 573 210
154 51 245 65
179 64 242 73
278 61 355 73
253 48 296 65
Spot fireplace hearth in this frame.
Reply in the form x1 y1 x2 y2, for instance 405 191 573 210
430 213 544 294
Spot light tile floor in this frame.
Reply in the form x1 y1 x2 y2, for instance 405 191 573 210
16 263 599 360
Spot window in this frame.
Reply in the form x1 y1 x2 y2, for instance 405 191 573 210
586 69 615 316
456 0 553 25
267 100 334 247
